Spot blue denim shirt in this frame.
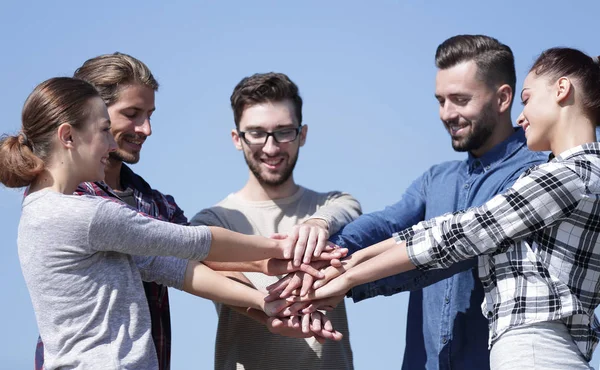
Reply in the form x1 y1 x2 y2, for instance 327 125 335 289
330 128 547 370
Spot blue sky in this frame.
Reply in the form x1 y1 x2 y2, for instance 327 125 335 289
1 1 599 368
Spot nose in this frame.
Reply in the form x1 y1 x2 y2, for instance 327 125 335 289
136 117 152 137
262 135 280 155
516 111 525 127
108 134 118 152
440 101 458 123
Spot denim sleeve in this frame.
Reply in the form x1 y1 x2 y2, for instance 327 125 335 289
328 174 427 302
348 155 548 302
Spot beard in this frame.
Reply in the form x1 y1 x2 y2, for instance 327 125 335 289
108 134 145 164
244 149 299 187
448 101 497 153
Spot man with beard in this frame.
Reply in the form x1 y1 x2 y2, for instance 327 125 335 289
191 72 360 369
318 35 548 370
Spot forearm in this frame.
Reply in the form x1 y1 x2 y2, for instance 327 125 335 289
205 227 280 262
346 241 416 289
182 261 265 311
348 237 399 266
308 192 362 234
204 260 266 273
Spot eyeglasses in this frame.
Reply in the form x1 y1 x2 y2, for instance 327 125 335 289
237 125 302 146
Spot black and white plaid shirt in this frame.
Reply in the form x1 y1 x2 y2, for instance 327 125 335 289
397 142 600 361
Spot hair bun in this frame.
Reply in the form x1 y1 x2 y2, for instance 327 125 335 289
18 132 31 148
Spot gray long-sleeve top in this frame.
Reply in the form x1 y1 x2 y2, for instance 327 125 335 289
18 189 212 369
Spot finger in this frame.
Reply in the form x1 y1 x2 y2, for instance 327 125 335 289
281 273 303 298
313 266 343 289
311 312 322 332
298 263 324 279
300 271 315 297
293 226 309 267
280 301 310 317
284 227 300 260
322 315 334 332
313 228 329 257
329 258 343 268
301 313 311 334
266 274 292 293
313 248 348 261
303 228 319 264
289 315 300 329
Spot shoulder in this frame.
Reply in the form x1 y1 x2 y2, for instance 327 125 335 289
190 195 237 227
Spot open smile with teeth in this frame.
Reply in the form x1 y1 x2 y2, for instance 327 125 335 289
123 138 145 149
100 156 108 165
522 122 530 133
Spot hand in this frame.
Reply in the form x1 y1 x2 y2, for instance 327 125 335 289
265 270 316 300
312 254 357 289
263 258 329 279
283 220 330 266
300 295 345 314
302 273 351 301
272 231 348 267
300 311 344 342
263 296 296 317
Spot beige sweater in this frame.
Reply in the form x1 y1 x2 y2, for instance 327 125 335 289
191 186 361 370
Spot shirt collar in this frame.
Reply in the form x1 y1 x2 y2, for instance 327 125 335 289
467 127 527 174
551 142 600 162
120 164 153 196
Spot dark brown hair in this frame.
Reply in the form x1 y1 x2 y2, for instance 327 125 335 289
436 35 516 98
530 48 600 124
73 52 158 107
0 77 100 188
230 72 303 128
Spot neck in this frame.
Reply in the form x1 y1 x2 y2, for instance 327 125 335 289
470 119 515 158
551 113 596 155
237 172 299 201
28 166 79 195
104 158 124 191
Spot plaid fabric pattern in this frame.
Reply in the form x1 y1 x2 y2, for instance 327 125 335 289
34 164 187 370
397 143 600 361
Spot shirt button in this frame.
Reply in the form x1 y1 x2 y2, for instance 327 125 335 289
442 337 448 344
463 184 470 189
445 297 450 304
487 311 493 318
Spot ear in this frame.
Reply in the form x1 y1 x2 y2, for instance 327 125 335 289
299 125 307 147
232 129 243 151
496 84 513 114
57 123 75 149
555 77 573 104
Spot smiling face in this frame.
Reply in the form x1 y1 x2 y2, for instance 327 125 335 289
72 97 118 182
435 61 501 155
517 72 558 151
106 84 155 164
232 100 307 188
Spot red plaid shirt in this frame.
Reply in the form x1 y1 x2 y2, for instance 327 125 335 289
34 164 187 370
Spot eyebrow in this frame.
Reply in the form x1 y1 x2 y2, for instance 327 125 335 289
243 123 297 131
122 106 156 113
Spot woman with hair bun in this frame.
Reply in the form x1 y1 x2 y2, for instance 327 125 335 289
0 77 331 369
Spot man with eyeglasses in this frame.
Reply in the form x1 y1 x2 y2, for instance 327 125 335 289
191 72 359 369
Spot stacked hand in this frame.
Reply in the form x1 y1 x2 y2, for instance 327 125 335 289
258 220 355 343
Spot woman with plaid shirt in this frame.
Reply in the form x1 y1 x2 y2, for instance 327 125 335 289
304 48 600 369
